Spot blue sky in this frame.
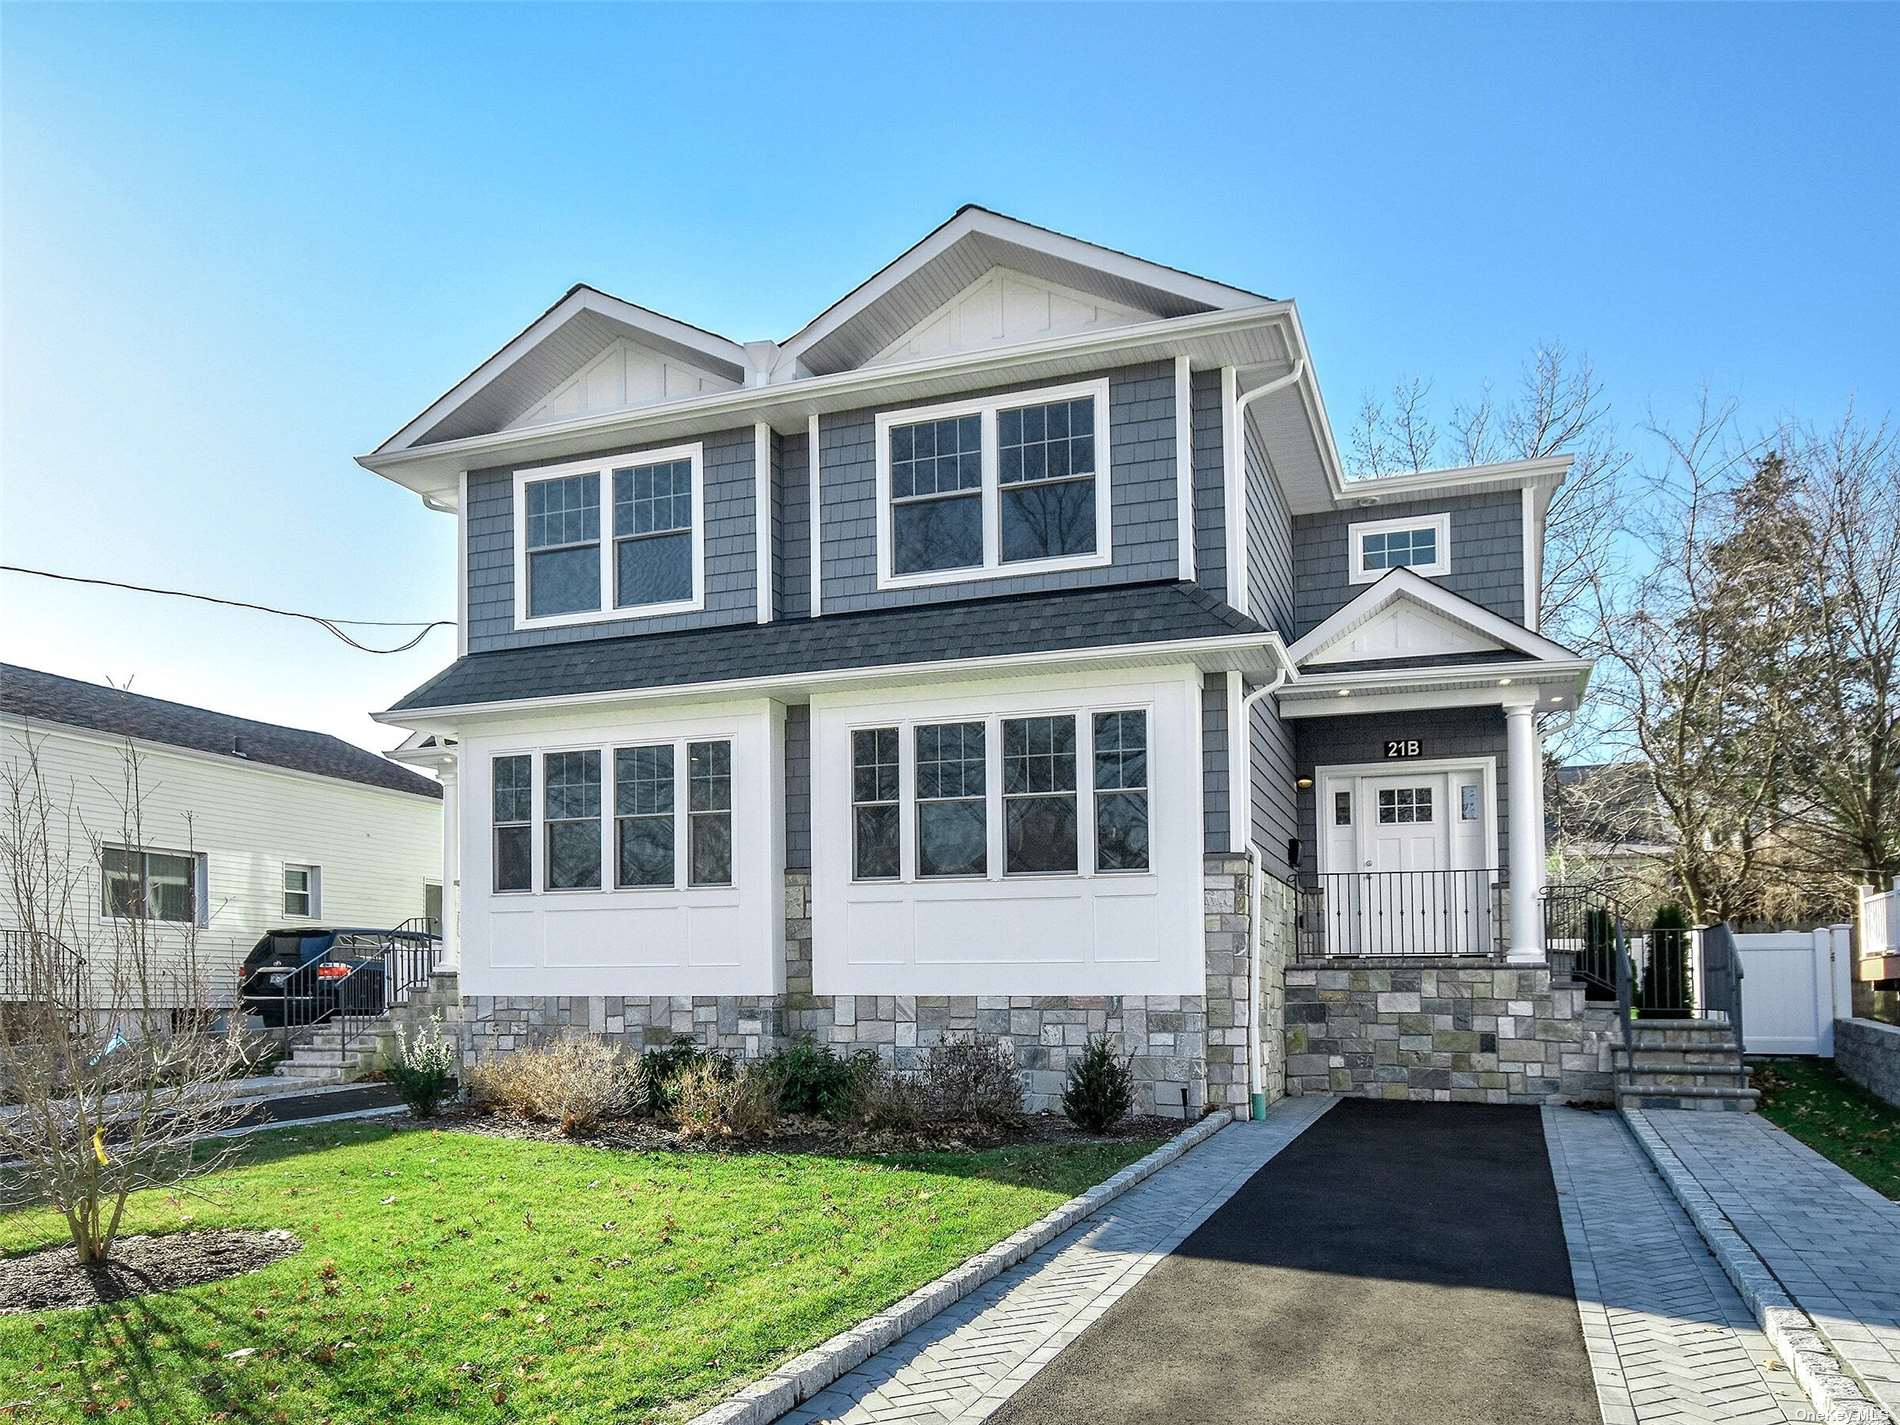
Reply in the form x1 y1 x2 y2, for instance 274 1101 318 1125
3 3 1895 752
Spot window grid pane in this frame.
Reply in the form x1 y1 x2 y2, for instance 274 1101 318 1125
615 745 675 889
1003 716 1077 874
915 722 986 878
889 414 982 501
613 460 692 538
525 474 600 550
1362 526 1438 571
852 728 901 880
998 397 1095 487
688 741 733 886
1092 711 1149 872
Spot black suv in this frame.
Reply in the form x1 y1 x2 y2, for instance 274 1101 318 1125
236 928 396 1028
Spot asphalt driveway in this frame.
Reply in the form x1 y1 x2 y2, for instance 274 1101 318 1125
987 1098 1598 1425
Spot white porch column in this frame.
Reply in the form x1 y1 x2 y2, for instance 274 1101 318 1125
438 756 461 970
1505 701 1543 963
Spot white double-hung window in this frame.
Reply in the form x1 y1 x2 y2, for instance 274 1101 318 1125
514 442 704 626
875 379 1111 587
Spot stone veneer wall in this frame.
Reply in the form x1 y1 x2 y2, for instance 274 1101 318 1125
1283 962 1619 1105
455 857 1261 1120
1834 1017 1900 1108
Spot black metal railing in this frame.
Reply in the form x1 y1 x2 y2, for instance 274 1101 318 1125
1542 885 1624 1001
266 925 441 1059
1296 870 1505 959
0 928 86 1004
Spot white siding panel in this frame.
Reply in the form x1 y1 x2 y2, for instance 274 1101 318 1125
1 722 442 1003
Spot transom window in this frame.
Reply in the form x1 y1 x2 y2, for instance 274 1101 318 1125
847 708 1149 883
514 443 703 626
1376 786 1434 824
102 846 201 925
875 380 1111 587
1347 512 1451 583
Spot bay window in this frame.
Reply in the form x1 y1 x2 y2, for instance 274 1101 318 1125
514 442 703 626
876 379 1110 588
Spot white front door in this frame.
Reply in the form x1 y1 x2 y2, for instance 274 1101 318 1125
1357 775 1448 953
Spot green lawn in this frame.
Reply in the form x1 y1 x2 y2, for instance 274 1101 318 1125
1752 1057 1900 1200
0 1122 1161 1424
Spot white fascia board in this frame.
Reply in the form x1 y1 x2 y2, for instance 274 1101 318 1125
777 207 1264 367
1332 454 1573 508
358 303 1297 496
375 287 748 457
1275 657 1594 719
1287 568 1580 666
372 631 1292 730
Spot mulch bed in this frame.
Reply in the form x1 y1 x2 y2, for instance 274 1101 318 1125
401 1106 1186 1157
0 1229 300 1314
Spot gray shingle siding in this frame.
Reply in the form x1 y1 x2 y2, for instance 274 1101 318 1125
465 427 759 652
1250 696 1298 874
814 363 1181 615
1202 672 1229 853
1291 491 1526 638
784 702 810 870
1244 420 1295 638
778 432 811 620
1191 369 1226 603
1292 707 1512 877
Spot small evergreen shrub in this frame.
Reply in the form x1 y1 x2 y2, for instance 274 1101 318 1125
761 1038 878 1121
672 1061 777 1142
1061 1034 1135 1132
465 1037 642 1134
637 1036 731 1116
382 1015 459 1119
920 1039 1023 1126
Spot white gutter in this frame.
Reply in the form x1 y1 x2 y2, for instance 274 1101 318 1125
1234 639 1298 1117
1222 360 1307 619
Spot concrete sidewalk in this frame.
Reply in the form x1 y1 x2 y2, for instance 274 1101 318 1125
1631 1108 1900 1420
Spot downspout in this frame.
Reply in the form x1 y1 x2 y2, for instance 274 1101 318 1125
1226 359 1307 618
1236 638 1298 1119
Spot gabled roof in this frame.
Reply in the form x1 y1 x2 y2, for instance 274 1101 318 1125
776 205 1271 376
380 581 1277 719
376 285 748 454
1 664 443 800
1287 568 1579 668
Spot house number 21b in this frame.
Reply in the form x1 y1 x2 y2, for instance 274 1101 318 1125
1384 739 1422 758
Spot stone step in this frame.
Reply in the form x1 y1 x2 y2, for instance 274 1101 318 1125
1621 1069 1752 1090
1616 1083 1758 1112
1615 1042 1742 1059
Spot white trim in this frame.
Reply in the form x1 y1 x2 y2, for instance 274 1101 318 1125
1225 669 1246 852
376 631 1291 727
1338 454 1573 505
1220 366 1246 612
1288 567 1580 667
1174 355 1194 581
1521 484 1540 633
281 861 322 919
1313 755 1500 880
1276 663 1593 719
376 287 746 455
510 441 706 631
807 414 823 617
455 470 469 657
1347 512 1452 584
777 207 1262 368
754 423 772 624
872 377 1113 591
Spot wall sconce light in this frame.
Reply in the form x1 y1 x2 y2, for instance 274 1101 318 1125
1297 776 1314 790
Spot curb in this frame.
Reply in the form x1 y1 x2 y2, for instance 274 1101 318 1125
685 1108 1239 1425
1620 1108 1894 1425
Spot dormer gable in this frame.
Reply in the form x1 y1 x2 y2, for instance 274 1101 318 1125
865 267 1161 369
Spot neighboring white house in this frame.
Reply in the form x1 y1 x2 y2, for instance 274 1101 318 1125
1 663 444 1005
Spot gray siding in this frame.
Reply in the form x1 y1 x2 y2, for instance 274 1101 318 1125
784 702 810 870
1202 672 1229 853
814 363 1181 615
1244 420 1295 638
1291 491 1526 638
467 427 759 651
1249 696 1298 874
778 432 810 620
1191 370 1227 603
1292 707 1512 878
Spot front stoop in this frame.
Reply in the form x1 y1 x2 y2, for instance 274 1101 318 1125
1613 1021 1758 1112
269 969 464 1083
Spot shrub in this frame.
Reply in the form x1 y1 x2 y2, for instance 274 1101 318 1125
852 1068 931 1133
1061 1034 1135 1132
762 1038 878 1121
920 1039 1023 1126
637 1036 731 1116
673 1061 777 1142
465 1037 642 1135
382 1014 459 1119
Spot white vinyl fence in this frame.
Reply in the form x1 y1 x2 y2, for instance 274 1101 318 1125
1859 878 1900 958
1734 925 1854 1056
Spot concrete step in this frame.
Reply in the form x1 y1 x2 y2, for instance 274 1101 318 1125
1615 1042 1743 1059
1621 1069 1753 1091
1617 1083 1759 1112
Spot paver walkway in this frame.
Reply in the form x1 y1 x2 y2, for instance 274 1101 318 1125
1639 1109 1900 1418
1544 1107 1810 1424
779 1095 1333 1425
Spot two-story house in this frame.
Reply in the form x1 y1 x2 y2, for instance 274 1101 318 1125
362 208 1601 1116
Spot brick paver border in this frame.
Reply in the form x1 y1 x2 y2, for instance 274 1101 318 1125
688 1107 1257 1425
1623 1107 1892 1425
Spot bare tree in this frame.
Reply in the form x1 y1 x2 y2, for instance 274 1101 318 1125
0 728 247 1265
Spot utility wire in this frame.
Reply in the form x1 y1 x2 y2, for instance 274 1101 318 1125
1 565 453 654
